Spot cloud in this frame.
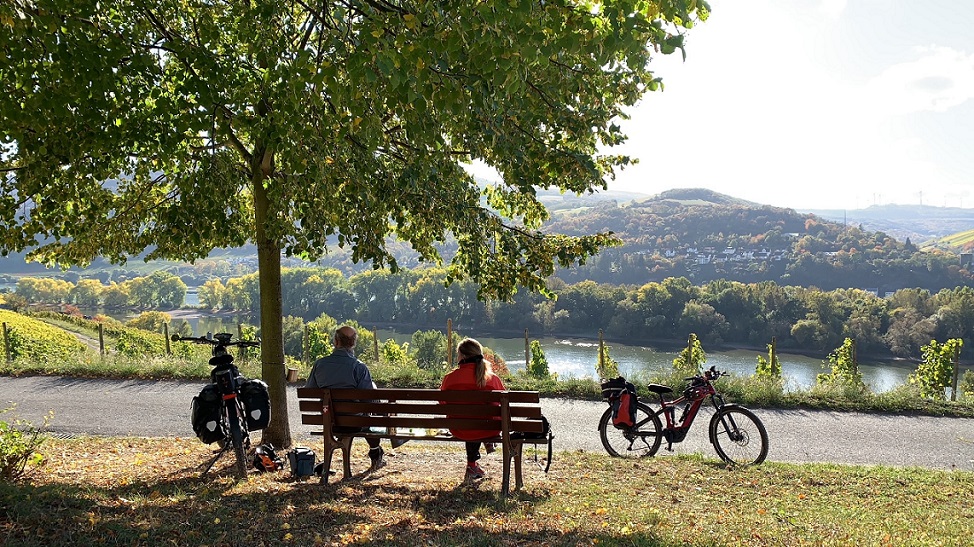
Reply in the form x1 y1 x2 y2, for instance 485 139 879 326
865 46 974 115
819 0 848 18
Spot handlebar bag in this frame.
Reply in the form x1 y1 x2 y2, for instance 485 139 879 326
191 384 227 444
239 378 271 431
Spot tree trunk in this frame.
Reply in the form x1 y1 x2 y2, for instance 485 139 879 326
253 165 293 449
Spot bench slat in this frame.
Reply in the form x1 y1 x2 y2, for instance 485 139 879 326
297 387 540 404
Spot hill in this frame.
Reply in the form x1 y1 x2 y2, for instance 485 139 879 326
542 188 970 292
801 203 974 243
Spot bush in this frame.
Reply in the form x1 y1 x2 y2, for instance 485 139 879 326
595 344 620 380
0 406 49 482
411 329 448 372
527 340 553 380
817 338 866 392
673 333 706 377
910 339 962 401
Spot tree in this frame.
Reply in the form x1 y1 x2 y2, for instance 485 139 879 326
2 1 708 447
70 278 103 307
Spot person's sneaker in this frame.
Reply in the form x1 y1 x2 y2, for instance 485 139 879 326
464 462 486 482
368 447 386 471
484 442 495 455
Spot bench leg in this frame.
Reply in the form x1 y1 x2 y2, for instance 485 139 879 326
341 437 353 479
319 437 335 485
501 442 511 498
513 443 524 491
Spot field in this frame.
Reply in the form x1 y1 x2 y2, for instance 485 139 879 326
1 437 973 546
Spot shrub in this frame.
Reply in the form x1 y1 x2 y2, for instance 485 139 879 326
527 340 552 380
755 342 781 378
817 338 866 391
910 338 962 401
959 370 974 402
595 344 620 380
411 329 448 372
0 406 49 482
673 333 706 377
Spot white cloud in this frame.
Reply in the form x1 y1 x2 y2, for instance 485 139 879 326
865 47 974 115
819 0 848 18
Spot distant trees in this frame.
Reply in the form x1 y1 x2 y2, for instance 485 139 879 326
12 266 974 363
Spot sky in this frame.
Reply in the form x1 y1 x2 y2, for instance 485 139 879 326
469 0 974 211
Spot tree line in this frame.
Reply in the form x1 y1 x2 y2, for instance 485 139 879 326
8 267 974 360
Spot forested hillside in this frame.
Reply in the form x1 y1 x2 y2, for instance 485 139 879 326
543 188 971 293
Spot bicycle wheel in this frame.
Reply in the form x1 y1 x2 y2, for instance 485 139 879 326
227 406 249 479
598 401 662 458
709 405 768 465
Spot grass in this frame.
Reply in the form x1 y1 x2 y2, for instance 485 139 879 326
2 436 972 546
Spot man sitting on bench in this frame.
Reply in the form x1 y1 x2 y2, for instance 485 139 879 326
306 325 393 470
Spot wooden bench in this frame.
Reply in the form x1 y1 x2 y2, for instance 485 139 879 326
296 387 551 497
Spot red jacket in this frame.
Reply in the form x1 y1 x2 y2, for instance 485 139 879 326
439 363 507 441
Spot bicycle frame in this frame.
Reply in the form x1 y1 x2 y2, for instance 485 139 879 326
599 366 769 465
651 378 720 449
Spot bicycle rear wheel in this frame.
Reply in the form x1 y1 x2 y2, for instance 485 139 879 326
598 401 662 458
709 405 768 465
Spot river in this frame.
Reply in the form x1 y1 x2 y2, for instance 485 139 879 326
373 330 928 393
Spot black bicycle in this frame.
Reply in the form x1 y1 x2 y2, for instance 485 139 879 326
598 366 769 466
179 333 264 479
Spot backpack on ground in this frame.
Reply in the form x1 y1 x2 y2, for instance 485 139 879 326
287 447 316 479
601 377 637 429
191 383 226 444
253 444 284 472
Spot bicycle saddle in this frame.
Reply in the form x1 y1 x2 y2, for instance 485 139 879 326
647 384 673 394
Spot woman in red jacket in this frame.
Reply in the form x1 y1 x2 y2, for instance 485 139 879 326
440 338 506 482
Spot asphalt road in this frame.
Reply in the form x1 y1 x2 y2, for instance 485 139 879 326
1 375 972 471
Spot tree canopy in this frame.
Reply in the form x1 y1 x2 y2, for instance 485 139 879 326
1 0 710 446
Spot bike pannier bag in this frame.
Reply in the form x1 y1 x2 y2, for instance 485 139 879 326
610 380 637 429
239 378 271 431
191 384 226 444
600 376 628 399
288 447 316 478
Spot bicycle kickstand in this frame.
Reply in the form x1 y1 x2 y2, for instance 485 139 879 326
199 442 231 478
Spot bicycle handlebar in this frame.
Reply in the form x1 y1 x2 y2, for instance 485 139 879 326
170 333 261 348
684 366 725 383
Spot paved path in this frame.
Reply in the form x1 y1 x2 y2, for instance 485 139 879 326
1 375 972 471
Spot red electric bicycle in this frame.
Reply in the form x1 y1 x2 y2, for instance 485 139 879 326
598 366 769 465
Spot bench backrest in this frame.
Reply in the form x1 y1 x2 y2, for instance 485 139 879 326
297 387 546 435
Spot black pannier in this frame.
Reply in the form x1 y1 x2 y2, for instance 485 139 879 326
239 378 271 431
191 383 226 444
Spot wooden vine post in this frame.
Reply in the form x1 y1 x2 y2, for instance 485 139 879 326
2 322 10 363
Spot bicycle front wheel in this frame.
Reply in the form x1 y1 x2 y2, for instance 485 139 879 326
227 408 249 479
598 401 662 458
709 405 769 465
